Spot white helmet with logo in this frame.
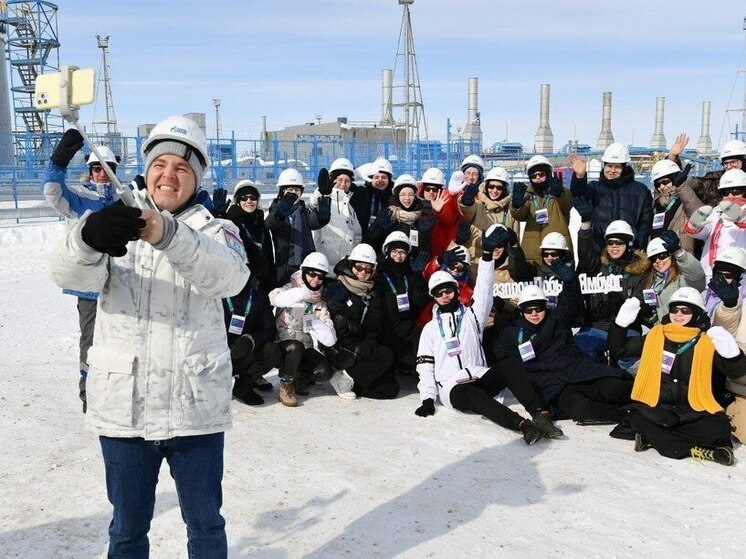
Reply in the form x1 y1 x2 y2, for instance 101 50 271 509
485 166 509 184
539 232 569 251
428 270 458 296
142 115 209 169
720 139 746 161
602 143 631 164
349 243 377 266
421 167 445 186
718 169 746 189
301 252 330 274
646 237 668 259
277 168 304 190
460 154 486 172
233 179 260 199
526 155 553 173
651 159 680 182
669 286 706 311
330 157 355 178
370 157 394 178
604 220 635 240
715 247 746 271
393 174 418 197
382 231 411 255
517 285 548 308
87 146 119 167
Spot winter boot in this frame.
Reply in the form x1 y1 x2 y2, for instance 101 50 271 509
293 373 310 396
532 411 564 439
234 386 264 406
79 375 87 414
253 377 273 392
519 419 543 445
690 446 735 466
634 432 652 452
279 381 298 407
329 370 356 400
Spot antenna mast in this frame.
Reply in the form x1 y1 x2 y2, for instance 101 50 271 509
94 35 117 135
392 0 427 143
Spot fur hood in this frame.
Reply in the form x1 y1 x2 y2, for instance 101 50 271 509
600 248 651 277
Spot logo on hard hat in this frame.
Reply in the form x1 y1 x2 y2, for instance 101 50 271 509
170 126 188 135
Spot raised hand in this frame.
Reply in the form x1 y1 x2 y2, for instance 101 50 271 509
51 129 85 168
317 168 332 195
275 192 298 219
511 182 528 209
431 189 449 213
568 153 587 178
669 133 689 158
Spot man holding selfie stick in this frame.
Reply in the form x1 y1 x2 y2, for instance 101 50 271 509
50 115 248 558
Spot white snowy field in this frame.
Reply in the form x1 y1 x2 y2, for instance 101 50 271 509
1 221 744 559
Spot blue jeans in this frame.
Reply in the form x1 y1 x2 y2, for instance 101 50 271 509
99 433 227 559
574 327 639 371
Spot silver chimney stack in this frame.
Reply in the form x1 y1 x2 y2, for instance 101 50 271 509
697 100 713 154
650 96 667 149
596 91 614 150
533 83 554 154
462 76 482 142
381 69 394 126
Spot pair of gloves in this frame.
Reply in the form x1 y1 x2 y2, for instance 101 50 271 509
689 202 746 230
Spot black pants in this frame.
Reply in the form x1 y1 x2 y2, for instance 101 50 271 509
348 342 398 400
233 341 282 383
77 297 97 372
279 340 331 383
449 360 544 431
627 409 733 459
557 377 633 423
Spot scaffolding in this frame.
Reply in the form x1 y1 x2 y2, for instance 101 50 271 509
0 1 61 163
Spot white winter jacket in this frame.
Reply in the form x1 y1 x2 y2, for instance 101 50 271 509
49 199 249 440
309 187 362 271
416 257 495 408
685 203 746 280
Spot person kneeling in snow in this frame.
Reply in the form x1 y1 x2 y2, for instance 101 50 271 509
414 225 563 444
609 288 746 466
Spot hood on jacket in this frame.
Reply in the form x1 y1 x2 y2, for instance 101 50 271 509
600 248 651 276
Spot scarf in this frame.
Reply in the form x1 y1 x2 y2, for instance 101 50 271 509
632 323 720 413
391 204 420 225
338 274 374 297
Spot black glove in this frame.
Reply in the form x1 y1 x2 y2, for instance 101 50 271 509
455 219 472 245
211 188 229 217
659 230 680 254
410 249 431 272
275 192 298 219
442 246 468 268
673 163 693 187
572 196 593 222
419 209 437 232
548 175 564 197
505 228 519 248
317 168 332 195
460 182 479 206
550 259 575 283
709 274 740 308
51 129 84 168
511 182 528 209
415 398 435 417
81 203 145 257
482 226 508 254
375 207 394 231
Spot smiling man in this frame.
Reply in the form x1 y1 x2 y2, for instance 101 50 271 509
50 115 249 558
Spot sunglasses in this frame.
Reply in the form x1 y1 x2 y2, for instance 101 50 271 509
434 286 456 297
239 194 259 202
352 263 374 274
447 262 466 272
650 252 671 263
529 171 546 179
655 178 673 188
522 305 546 315
605 239 627 247
541 251 561 258
669 305 693 316
720 187 745 197
486 183 505 190
716 270 736 281
304 271 326 280
422 185 441 193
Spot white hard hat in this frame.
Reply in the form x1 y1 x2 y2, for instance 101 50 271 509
142 115 209 170
370 157 393 177
460 154 485 172
526 155 553 173
646 237 668 259
428 270 458 296
382 231 411 254
669 286 706 312
539 232 569 251
605 220 635 240
349 243 377 266
393 173 417 190
421 167 445 186
277 168 304 189
233 179 260 198
485 166 509 184
602 143 631 164
718 169 746 189
651 159 680 182
714 247 746 271
301 252 330 274
517 285 548 308
330 157 355 177
87 145 118 167
720 139 746 161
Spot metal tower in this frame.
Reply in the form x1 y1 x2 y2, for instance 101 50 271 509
391 0 428 143
93 35 118 135
0 0 61 163
726 16 746 140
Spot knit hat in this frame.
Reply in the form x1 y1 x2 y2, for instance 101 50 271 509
144 140 206 186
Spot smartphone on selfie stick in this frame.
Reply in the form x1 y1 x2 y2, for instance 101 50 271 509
35 66 149 209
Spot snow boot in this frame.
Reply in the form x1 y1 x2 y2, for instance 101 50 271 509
329 370 356 400
279 381 298 407
532 411 564 439
690 446 735 466
634 433 652 452
233 386 264 406
293 373 310 396
253 378 273 392
520 419 543 445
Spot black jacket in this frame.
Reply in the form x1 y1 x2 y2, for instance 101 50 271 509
223 276 277 350
225 205 275 286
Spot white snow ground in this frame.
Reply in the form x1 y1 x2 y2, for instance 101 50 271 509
1 221 744 559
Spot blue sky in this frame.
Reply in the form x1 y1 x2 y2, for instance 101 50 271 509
52 0 746 151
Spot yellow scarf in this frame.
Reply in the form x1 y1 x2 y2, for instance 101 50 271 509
632 323 721 413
